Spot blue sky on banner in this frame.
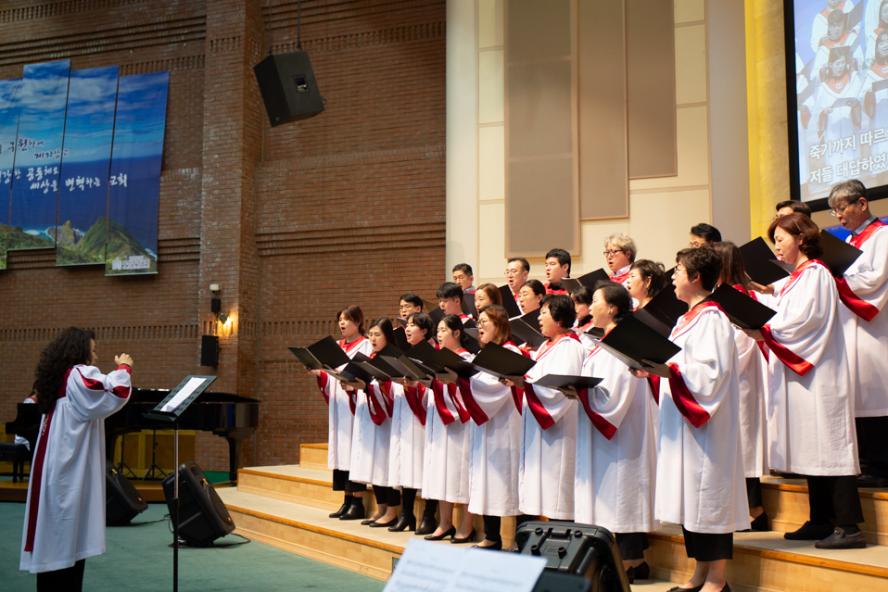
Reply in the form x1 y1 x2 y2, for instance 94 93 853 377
106 71 169 274
57 65 118 265
9 60 70 244
0 78 21 226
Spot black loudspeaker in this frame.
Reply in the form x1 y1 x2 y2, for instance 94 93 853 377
162 462 235 546
516 521 630 592
201 335 219 367
106 467 147 526
254 50 324 126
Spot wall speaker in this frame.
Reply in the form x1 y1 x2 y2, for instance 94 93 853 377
254 50 324 126
106 466 148 526
201 335 219 367
162 462 235 546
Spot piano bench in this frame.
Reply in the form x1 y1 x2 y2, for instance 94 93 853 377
0 443 30 482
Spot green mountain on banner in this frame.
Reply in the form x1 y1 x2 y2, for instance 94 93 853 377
56 219 153 269
0 223 54 253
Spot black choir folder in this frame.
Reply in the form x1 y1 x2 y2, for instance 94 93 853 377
471 342 536 381
288 336 349 370
705 284 777 330
819 230 863 277
634 284 687 337
529 374 603 398
739 237 790 286
559 268 611 293
405 340 478 379
509 309 547 349
598 314 681 378
498 284 522 318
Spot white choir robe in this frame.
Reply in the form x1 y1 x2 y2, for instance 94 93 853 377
520 334 585 520
575 343 657 533
812 72 864 171
387 381 426 490
348 378 394 486
731 288 768 478
20 364 132 573
836 221 888 417
656 304 749 534
457 342 524 517
421 350 474 503
316 337 373 470
761 260 858 476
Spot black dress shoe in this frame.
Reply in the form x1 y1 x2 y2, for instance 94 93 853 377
784 521 833 540
328 502 349 519
423 526 455 541
361 516 384 525
749 512 770 532
665 585 702 592
451 529 476 544
814 527 867 549
338 504 366 521
472 540 502 551
415 515 437 536
369 517 399 528
626 561 650 583
857 473 888 488
388 515 417 532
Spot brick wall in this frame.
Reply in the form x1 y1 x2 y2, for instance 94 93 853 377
0 0 445 471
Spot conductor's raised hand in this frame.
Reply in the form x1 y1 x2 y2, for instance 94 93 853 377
115 353 134 368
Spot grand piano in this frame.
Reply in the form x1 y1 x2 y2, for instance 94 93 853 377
5 388 259 483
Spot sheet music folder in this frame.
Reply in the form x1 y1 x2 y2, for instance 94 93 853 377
819 230 863 277
598 315 680 378
143 375 217 423
559 268 610 293
705 284 777 329
471 342 536 380
288 336 349 371
739 237 790 285
529 374 603 393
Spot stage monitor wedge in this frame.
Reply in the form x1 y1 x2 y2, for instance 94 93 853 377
254 50 324 126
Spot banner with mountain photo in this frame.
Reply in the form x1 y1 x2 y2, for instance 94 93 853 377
7 60 71 253
105 71 168 276
0 78 22 271
56 66 119 267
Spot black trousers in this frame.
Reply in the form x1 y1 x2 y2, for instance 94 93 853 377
331 469 366 493
401 488 417 518
746 477 763 508
483 515 502 543
373 485 401 506
807 475 863 527
37 559 85 592
681 528 733 561
616 532 649 561
857 416 888 477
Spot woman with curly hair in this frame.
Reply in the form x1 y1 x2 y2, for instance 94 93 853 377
20 327 134 591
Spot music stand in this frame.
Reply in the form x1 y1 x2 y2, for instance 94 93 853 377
143 375 217 592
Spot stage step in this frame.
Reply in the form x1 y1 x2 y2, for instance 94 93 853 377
649 526 888 592
762 476 888 545
299 442 329 469
217 487 677 589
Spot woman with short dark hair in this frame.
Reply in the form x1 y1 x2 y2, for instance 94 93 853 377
21 328 133 591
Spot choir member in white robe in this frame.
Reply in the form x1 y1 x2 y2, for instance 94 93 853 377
456 305 523 550
811 10 862 76
348 318 402 527
827 181 888 486
651 248 747 592
518 280 545 316
420 315 475 542
627 259 670 408
544 248 572 295
437 282 476 327
474 283 502 312
575 283 657 583
810 0 855 55
813 48 863 171
861 30 888 144
506 257 531 313
712 242 769 531
604 235 636 285
754 213 864 549
570 287 597 351
312 306 372 520
20 328 132 592
385 312 435 532
516 295 584 520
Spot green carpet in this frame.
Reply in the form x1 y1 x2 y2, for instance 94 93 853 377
0 502 385 591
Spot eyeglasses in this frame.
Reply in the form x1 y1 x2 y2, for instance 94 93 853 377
829 201 858 217
602 249 624 256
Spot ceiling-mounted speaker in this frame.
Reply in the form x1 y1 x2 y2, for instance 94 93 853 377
254 50 324 127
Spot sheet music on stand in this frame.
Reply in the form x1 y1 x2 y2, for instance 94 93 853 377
143 375 217 422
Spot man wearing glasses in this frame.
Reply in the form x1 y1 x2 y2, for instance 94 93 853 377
603 234 637 285
828 179 888 488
